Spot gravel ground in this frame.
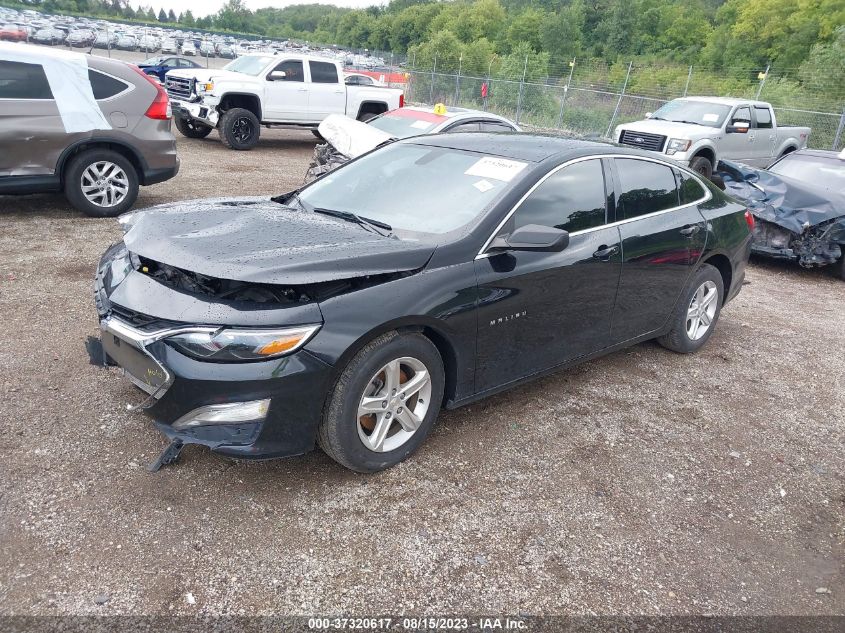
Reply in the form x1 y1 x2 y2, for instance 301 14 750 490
0 118 843 619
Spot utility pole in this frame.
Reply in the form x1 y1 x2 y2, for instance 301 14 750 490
429 55 436 105
683 65 693 97
515 54 528 124
556 58 575 130
606 61 633 138
756 65 770 100
454 52 462 106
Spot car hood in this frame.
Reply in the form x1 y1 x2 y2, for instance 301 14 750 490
165 67 248 83
120 197 435 285
715 160 845 236
318 113 394 159
617 118 718 139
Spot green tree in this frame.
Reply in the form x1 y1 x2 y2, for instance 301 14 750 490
157 7 166 21
167 8 176 21
182 9 195 25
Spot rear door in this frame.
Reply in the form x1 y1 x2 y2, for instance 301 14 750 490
474 158 622 391
609 157 708 343
264 58 308 121
0 59 68 178
307 60 345 120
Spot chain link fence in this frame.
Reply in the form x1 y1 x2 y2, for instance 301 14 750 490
403 58 845 152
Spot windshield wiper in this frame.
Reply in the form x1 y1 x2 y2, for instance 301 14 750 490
313 208 393 237
674 119 706 127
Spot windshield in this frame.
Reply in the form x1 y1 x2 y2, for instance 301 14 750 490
297 143 520 235
369 110 448 139
770 155 845 192
650 100 732 128
223 55 275 76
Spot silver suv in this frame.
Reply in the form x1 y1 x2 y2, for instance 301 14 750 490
0 44 179 217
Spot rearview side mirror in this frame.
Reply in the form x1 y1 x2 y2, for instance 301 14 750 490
268 70 286 81
489 224 570 253
645 112 652 118
726 120 750 134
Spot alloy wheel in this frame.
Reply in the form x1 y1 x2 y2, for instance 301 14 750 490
232 117 254 144
357 356 432 453
686 280 718 341
80 161 129 208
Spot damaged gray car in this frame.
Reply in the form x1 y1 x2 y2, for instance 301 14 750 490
716 149 845 279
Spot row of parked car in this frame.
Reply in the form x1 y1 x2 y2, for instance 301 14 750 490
1 41 843 282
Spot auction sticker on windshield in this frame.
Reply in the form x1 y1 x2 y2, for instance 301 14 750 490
702 113 720 122
465 156 527 182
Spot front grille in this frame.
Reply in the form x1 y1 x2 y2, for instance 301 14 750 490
619 130 667 152
109 304 180 333
165 75 194 101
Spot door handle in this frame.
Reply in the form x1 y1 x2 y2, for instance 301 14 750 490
592 245 619 260
680 224 701 237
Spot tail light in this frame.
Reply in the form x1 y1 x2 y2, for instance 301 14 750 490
399 93 404 108
744 210 755 231
130 65 171 120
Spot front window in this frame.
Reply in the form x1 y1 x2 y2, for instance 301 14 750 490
650 100 732 128
295 144 519 235
369 110 448 139
223 55 275 76
769 155 845 192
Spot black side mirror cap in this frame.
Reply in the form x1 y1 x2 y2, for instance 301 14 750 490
489 224 570 253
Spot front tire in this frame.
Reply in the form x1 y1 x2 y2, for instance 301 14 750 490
658 264 724 354
690 155 713 180
63 149 139 217
318 331 445 473
174 116 213 139
218 107 260 150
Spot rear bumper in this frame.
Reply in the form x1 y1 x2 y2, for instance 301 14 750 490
142 158 179 186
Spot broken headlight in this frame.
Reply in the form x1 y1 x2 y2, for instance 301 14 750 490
165 325 321 362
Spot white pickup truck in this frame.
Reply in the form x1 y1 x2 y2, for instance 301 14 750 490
165 53 405 150
614 97 811 178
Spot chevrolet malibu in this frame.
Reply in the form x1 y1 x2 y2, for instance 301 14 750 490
94 134 752 472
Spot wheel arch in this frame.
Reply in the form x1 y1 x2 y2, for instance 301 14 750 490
699 252 733 304
356 100 389 121
56 139 147 185
322 316 463 409
218 92 262 121
690 144 716 166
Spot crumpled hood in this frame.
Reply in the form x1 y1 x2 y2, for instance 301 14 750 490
716 160 845 239
120 197 435 285
318 114 394 159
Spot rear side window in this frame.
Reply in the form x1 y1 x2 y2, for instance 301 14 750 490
512 159 607 233
309 61 338 84
445 121 480 133
0 60 53 99
675 169 707 205
615 158 680 219
88 69 128 100
755 106 772 129
479 121 516 132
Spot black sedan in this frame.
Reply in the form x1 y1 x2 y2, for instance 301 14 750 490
93 134 752 472
136 55 202 83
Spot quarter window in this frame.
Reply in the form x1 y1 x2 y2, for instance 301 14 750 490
675 168 707 205
615 158 680 219
512 159 607 233
309 61 338 84
88 70 128 100
272 60 304 82
479 121 516 132
0 60 53 99
755 106 772 129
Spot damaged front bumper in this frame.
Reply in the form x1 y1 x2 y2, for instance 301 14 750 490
751 217 844 267
171 97 219 128
93 245 335 467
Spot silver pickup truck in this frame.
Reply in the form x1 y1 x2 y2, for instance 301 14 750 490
614 97 811 178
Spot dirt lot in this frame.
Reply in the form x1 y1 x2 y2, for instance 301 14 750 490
0 122 843 619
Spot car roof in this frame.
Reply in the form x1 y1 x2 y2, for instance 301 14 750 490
786 148 844 160
405 132 611 163
678 96 771 108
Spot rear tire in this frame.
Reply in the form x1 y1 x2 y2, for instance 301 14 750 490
218 107 260 150
318 331 445 473
690 155 713 180
658 264 724 354
63 149 139 218
174 116 212 139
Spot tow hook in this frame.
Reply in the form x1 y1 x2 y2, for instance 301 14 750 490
147 439 184 472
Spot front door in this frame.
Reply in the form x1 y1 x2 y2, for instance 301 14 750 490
609 158 707 343
720 104 755 163
474 158 623 392
264 59 308 121
306 60 345 120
